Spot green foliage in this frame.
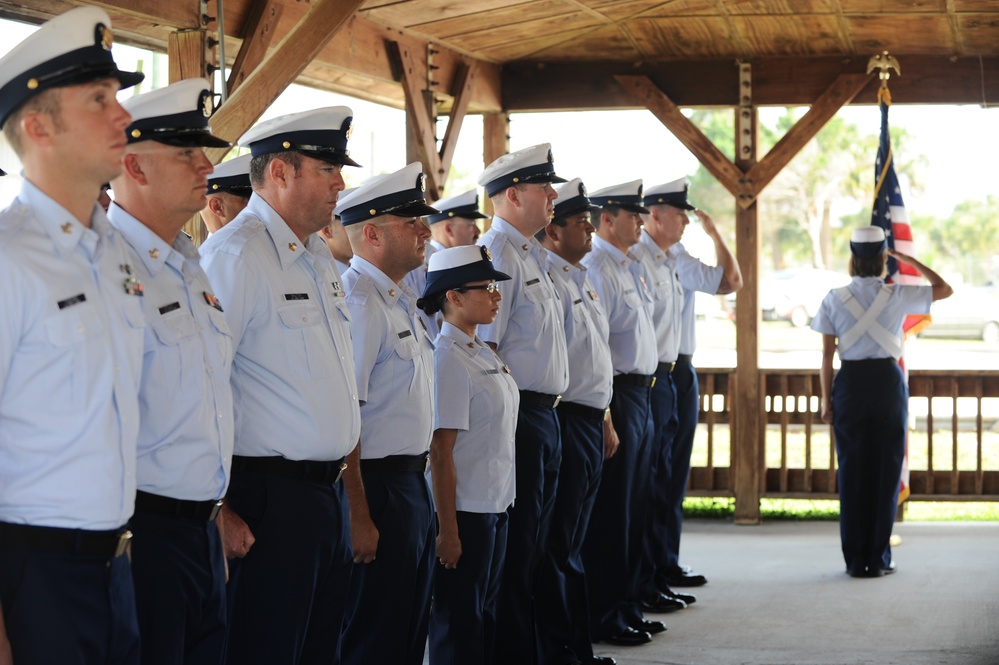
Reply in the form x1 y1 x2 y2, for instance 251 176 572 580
682 497 999 521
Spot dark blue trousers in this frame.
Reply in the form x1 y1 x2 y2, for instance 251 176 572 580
659 358 699 576
341 469 435 665
0 524 139 665
131 511 226 665
645 368 679 593
537 408 605 664
224 473 353 665
494 403 561 664
832 359 907 571
582 383 654 640
429 511 508 665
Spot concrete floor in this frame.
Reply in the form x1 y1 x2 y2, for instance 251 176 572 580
592 520 999 665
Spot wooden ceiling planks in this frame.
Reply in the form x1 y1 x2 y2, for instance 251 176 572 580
626 16 738 59
730 14 848 56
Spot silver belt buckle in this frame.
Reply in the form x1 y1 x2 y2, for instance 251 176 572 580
208 500 223 521
552 394 562 408
334 461 348 484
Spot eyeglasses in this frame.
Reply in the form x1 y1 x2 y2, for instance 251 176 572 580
453 283 500 294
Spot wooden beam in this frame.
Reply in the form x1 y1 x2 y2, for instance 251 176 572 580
745 73 872 200
226 0 283 97
438 61 477 192
206 0 367 162
167 29 212 83
504 56 999 110
481 112 510 224
389 39 445 200
615 74 745 199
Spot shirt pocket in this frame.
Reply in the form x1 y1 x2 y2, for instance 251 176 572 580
393 334 426 393
204 306 234 371
522 278 557 328
43 305 106 405
277 302 334 379
148 311 202 395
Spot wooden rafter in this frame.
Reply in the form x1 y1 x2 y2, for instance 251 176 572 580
615 72 874 209
206 0 367 162
226 0 283 97
388 40 477 199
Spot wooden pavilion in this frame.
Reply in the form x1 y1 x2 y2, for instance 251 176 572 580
4 0 996 520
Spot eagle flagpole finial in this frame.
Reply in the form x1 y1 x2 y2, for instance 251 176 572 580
867 51 901 105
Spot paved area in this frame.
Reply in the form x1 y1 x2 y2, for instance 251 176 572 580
591 520 999 665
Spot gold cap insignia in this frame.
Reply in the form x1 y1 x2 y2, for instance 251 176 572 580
282 141 292 149
418 174 426 192
96 24 113 51
480 246 493 261
26 78 38 90
199 90 213 118
131 129 141 138
345 122 354 140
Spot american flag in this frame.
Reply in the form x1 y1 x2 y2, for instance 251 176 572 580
870 97 930 504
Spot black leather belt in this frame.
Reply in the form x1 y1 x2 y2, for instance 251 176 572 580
675 354 693 365
557 400 607 422
361 453 429 474
135 490 223 522
657 361 676 374
519 390 561 409
841 358 898 365
613 373 656 388
0 521 132 560
232 455 347 484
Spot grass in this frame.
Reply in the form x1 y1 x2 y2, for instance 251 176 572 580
683 497 999 521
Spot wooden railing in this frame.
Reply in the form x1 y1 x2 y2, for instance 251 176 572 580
687 369 999 510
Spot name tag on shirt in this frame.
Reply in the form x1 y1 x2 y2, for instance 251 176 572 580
398 330 412 339
57 293 86 310
285 293 310 301
484 368 500 375
525 278 540 286
158 302 181 315
572 298 583 306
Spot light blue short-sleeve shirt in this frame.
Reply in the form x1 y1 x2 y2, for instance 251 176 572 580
200 194 360 461
477 217 569 395
545 252 613 409
669 242 724 356
811 276 932 360
581 235 658 376
0 181 145 529
635 230 684 364
109 203 234 501
344 256 435 459
433 323 518 514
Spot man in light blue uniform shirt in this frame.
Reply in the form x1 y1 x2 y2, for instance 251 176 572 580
0 8 145 664
109 78 234 665
536 178 618 665
201 153 252 236
336 163 440 665
477 143 570 664
581 180 666 646
632 182 699 609
658 177 742 588
200 106 362 664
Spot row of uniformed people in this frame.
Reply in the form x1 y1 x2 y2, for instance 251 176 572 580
0 6 739 665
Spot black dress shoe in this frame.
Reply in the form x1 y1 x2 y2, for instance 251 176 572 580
602 627 652 646
867 561 897 577
640 592 685 613
664 565 707 587
846 562 867 578
660 586 697 605
629 619 667 635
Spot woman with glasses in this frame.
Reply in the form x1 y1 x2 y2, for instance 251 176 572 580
418 245 519 665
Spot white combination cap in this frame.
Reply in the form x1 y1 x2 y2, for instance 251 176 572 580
477 143 566 197
238 106 360 167
123 78 230 148
589 180 650 214
334 162 439 225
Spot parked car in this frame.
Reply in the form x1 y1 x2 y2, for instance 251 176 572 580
919 287 999 343
725 268 852 326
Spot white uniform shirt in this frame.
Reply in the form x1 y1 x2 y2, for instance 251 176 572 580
477 216 569 395
635 230 684 364
200 194 360 461
545 252 613 409
433 323 518 513
581 235 658 376
108 204 234 501
0 181 145 529
344 256 435 459
811 276 932 360
669 242 724 356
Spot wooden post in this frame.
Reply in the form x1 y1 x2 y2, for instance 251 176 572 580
733 64 762 524
169 28 215 245
481 111 509 225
